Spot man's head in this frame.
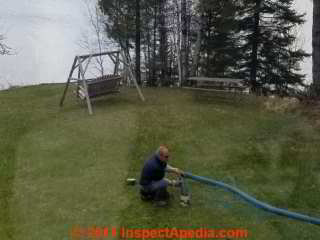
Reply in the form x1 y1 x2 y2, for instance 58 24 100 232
157 145 169 163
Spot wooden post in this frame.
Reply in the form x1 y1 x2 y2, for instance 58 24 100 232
83 55 92 75
120 50 145 102
60 57 78 107
76 67 81 97
114 52 120 75
78 57 93 115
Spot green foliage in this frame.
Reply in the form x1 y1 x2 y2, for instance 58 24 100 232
238 0 309 91
197 0 243 77
98 0 309 92
195 0 309 93
98 0 136 48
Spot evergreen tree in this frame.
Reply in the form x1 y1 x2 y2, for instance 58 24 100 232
98 0 135 51
181 0 188 84
313 0 320 95
99 0 171 86
238 0 309 94
99 0 143 84
159 0 169 85
98 0 308 93
196 0 243 78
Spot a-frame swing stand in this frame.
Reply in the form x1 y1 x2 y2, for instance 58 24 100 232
59 50 145 115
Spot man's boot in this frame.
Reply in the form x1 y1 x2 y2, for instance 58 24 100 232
154 188 170 206
140 189 155 201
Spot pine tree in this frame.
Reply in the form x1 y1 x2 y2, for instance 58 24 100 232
181 0 188 84
98 0 135 50
99 0 144 84
159 0 169 86
238 0 309 94
313 0 320 95
196 0 243 78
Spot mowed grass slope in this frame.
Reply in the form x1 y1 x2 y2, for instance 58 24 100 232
0 85 320 239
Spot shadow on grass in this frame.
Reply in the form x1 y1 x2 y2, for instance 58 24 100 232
0 112 30 239
190 90 255 108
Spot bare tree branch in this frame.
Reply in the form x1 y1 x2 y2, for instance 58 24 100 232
0 33 12 55
78 0 117 76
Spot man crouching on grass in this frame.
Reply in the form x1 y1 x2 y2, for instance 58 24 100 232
139 145 184 206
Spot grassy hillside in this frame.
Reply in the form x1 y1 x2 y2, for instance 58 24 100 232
0 85 320 239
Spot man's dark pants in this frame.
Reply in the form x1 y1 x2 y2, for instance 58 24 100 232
140 179 169 201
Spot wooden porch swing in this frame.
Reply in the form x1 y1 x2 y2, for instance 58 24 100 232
59 50 145 115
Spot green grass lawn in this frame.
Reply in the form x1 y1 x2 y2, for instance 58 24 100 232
1 85 320 239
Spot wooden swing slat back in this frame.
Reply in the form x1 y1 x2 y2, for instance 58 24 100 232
86 75 121 98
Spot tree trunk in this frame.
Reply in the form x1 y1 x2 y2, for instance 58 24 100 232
135 0 141 85
186 0 191 79
152 0 157 86
250 0 262 94
181 0 188 85
173 0 182 86
191 16 202 77
206 12 212 77
159 0 168 86
147 27 152 85
313 0 320 93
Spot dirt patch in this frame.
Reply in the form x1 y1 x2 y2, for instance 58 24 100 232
300 101 320 128
263 96 300 113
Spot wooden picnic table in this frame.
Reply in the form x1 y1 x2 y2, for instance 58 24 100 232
185 77 248 93
188 77 244 85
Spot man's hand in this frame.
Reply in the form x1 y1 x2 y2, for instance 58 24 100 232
174 168 184 177
166 164 184 176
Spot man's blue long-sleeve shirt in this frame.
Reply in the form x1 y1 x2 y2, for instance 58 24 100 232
139 154 167 186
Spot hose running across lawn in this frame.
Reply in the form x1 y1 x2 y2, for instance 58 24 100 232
183 172 320 226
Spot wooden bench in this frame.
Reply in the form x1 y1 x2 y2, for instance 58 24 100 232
77 74 122 99
185 77 248 94
60 51 145 115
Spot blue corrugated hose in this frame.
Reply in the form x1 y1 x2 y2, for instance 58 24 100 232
183 172 320 226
